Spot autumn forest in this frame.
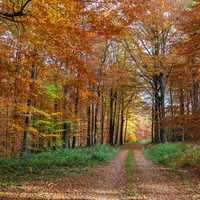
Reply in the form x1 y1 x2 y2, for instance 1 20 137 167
0 0 200 199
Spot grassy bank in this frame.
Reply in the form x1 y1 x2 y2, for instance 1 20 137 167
144 143 200 169
0 145 118 186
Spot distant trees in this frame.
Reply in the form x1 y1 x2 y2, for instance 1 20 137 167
164 1 200 141
119 0 200 143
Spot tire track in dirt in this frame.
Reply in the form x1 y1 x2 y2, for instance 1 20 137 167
132 149 200 200
1 144 199 200
0 149 128 200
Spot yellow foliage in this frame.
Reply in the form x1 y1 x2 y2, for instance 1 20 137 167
32 107 50 119
29 127 39 135
126 133 137 143
9 123 24 132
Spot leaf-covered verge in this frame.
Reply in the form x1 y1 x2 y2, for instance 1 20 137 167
0 145 118 187
144 143 200 169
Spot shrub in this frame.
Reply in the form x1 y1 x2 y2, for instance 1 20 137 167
144 143 187 166
0 145 118 185
144 143 200 168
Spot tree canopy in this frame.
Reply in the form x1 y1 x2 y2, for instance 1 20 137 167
0 0 199 156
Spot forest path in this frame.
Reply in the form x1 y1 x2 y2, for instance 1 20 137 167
0 144 200 200
0 148 128 200
130 146 200 200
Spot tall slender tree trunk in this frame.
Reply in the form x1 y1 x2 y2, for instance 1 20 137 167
22 99 31 153
159 73 166 143
22 64 36 153
94 88 100 145
192 81 199 114
153 75 159 143
152 73 165 143
63 85 69 149
72 91 79 148
100 93 105 144
169 87 175 141
111 92 117 143
94 103 98 145
63 122 70 148
179 88 185 141
115 99 121 145
151 99 155 143
109 89 114 145
87 106 91 146
91 103 95 145
119 95 124 145
124 108 129 144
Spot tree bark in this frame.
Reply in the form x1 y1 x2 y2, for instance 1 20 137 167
109 89 114 145
115 98 121 145
100 93 105 144
87 106 91 147
22 64 36 153
119 95 124 145
152 73 165 143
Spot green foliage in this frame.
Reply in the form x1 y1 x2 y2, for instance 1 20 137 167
0 145 118 186
31 108 74 149
144 143 200 168
43 83 61 100
173 146 200 168
136 140 151 145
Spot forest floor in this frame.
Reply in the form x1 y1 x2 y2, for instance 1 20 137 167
0 144 200 200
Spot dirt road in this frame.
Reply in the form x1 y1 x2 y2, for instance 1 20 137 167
0 144 199 200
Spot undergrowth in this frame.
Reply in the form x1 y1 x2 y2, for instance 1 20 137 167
0 145 118 187
144 143 200 169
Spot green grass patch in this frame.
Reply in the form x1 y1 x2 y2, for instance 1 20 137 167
125 150 134 176
124 150 139 198
136 139 151 145
144 143 200 169
0 145 118 187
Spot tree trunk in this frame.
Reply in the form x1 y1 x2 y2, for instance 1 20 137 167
109 89 114 145
159 73 166 143
63 85 69 149
179 88 185 141
169 87 175 141
119 95 124 145
151 99 155 143
124 108 129 144
100 93 105 144
91 103 95 145
22 64 36 153
94 88 100 145
72 92 79 148
111 92 117 144
22 99 31 153
115 99 121 145
152 73 165 143
63 122 69 148
87 106 91 146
